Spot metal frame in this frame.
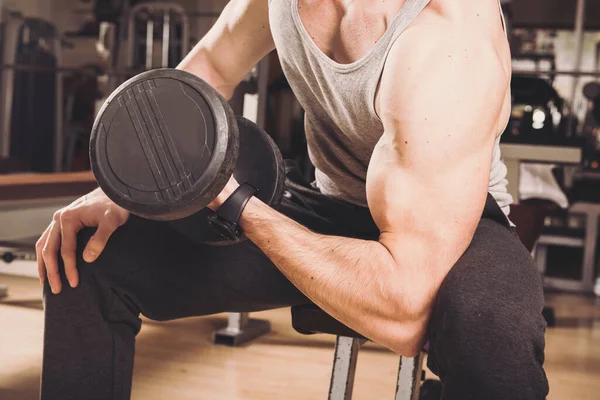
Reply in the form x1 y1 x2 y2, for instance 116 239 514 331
535 202 600 293
499 143 582 203
0 13 64 171
567 0 587 137
241 57 270 129
127 2 190 70
328 336 361 400
328 335 424 400
0 11 22 160
212 312 271 346
513 69 600 78
395 353 425 400
255 57 270 130
55 32 64 172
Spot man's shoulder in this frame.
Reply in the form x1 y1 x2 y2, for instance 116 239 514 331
388 1 506 68
421 0 505 37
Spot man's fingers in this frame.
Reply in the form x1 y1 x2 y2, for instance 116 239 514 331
83 216 118 263
42 219 63 294
36 228 50 286
60 210 81 288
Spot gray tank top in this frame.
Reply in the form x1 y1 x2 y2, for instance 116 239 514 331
269 0 512 215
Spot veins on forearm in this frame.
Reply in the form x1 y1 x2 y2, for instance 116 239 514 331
241 197 406 323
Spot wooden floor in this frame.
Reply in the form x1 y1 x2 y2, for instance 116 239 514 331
1 273 599 399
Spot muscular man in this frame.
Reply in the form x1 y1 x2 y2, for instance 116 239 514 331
37 0 548 398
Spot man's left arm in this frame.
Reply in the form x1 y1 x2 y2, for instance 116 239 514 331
212 23 510 356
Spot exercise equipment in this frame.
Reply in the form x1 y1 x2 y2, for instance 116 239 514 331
291 304 425 400
580 82 600 169
90 68 285 244
127 2 190 70
583 82 600 122
506 76 564 140
0 13 65 172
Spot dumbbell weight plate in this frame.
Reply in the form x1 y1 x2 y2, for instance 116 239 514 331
90 69 239 221
169 116 285 245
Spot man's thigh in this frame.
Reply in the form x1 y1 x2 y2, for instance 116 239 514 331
83 214 307 320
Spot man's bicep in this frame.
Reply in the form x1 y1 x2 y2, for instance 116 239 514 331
367 31 507 260
366 129 490 250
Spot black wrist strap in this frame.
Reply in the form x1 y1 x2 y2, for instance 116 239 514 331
216 182 258 223
207 182 258 241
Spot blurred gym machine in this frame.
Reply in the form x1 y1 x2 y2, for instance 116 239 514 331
502 70 600 295
532 78 600 295
581 82 600 166
0 11 67 173
91 1 192 112
504 75 565 142
500 1 600 312
127 2 189 71
507 78 600 296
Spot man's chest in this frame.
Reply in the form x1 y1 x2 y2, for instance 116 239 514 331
297 0 407 65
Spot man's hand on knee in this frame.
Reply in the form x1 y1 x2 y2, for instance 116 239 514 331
36 188 129 294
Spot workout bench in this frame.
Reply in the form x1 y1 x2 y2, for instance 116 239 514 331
291 304 425 400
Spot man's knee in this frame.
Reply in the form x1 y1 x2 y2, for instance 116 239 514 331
44 224 138 309
427 220 549 398
43 227 144 337
74 219 149 281
432 270 547 364
429 299 548 399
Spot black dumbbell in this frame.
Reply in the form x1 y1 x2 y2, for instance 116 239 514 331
90 69 285 244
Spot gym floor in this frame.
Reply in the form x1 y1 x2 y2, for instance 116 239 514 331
1 273 599 400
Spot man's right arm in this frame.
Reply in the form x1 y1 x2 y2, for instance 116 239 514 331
177 0 274 100
38 0 273 294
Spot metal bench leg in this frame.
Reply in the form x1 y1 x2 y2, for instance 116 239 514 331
212 312 271 346
395 352 425 400
329 336 360 400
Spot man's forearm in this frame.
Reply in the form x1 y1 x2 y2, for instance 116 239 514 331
239 196 432 355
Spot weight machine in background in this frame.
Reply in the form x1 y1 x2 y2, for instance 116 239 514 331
0 11 66 173
504 0 600 301
127 2 189 71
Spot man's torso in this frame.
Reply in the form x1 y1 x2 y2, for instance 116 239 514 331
269 0 513 213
